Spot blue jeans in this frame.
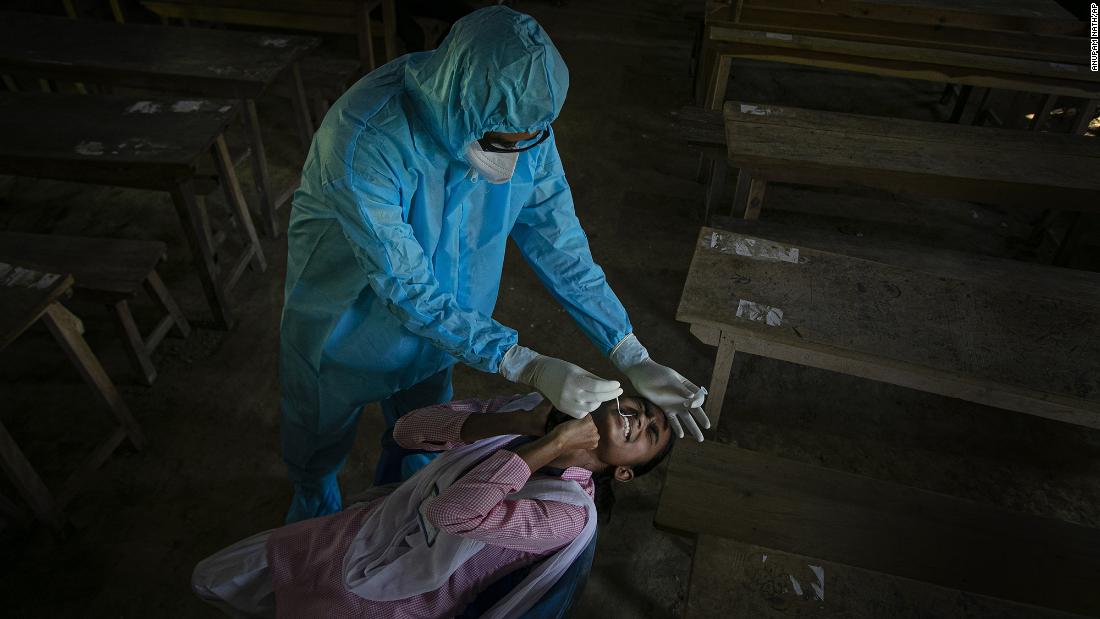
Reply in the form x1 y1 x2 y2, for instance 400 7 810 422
374 367 454 485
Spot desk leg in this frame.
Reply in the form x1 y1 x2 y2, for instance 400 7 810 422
0 419 65 533
703 156 726 222
212 135 267 273
949 85 971 122
695 43 714 105
358 2 378 72
706 330 737 436
242 99 278 239
1052 212 1084 266
952 86 990 125
705 54 731 112
41 302 146 451
1029 94 1056 130
1072 99 1098 135
288 62 314 151
171 179 236 330
382 0 397 62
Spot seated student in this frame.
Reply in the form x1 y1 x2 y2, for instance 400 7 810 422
192 393 675 618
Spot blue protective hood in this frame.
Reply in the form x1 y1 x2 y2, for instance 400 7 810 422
403 6 570 161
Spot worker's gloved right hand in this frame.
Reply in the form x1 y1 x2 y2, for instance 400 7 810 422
499 345 622 418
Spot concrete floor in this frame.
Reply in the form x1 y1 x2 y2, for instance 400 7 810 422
1 1 1098 617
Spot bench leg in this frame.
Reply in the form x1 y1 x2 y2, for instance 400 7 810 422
144 271 191 339
41 302 146 451
938 84 958 106
212 134 267 274
704 54 732 112
242 99 279 239
288 62 315 151
1072 99 1098 135
705 330 737 438
743 176 767 220
0 419 66 533
111 299 157 386
732 169 766 219
170 179 236 330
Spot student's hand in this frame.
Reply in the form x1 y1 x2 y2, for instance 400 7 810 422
549 416 600 452
520 399 553 437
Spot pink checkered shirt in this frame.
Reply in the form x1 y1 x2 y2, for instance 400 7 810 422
266 395 594 618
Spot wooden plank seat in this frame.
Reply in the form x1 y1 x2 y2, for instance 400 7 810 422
679 225 1100 432
0 93 267 330
697 22 1100 134
656 442 1100 617
717 100 1100 259
141 0 398 75
0 232 191 386
0 264 146 533
0 11 321 238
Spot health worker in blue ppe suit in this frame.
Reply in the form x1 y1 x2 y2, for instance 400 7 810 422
279 6 710 523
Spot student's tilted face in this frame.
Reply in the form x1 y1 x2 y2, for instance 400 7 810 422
590 396 672 467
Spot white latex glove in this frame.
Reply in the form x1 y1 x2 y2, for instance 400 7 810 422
499 345 623 418
611 334 711 441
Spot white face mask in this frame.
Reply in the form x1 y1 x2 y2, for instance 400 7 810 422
465 142 519 184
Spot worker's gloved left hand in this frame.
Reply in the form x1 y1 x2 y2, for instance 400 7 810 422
611 334 710 441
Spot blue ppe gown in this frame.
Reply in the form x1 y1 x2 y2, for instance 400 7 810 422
279 6 633 522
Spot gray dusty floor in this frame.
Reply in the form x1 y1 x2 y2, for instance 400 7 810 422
1 1 1099 618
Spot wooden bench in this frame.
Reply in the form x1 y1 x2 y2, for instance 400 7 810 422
655 442 1100 617
679 225 1100 432
0 232 191 386
717 100 1100 262
0 264 146 533
724 0 1087 61
696 20 1099 134
0 93 267 330
141 0 397 75
0 11 320 238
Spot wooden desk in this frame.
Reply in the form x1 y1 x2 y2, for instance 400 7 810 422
678 226 1100 431
0 266 145 533
142 0 397 74
0 11 320 237
717 100 1100 240
711 0 1085 61
697 18 1098 134
656 442 1100 617
0 93 266 330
